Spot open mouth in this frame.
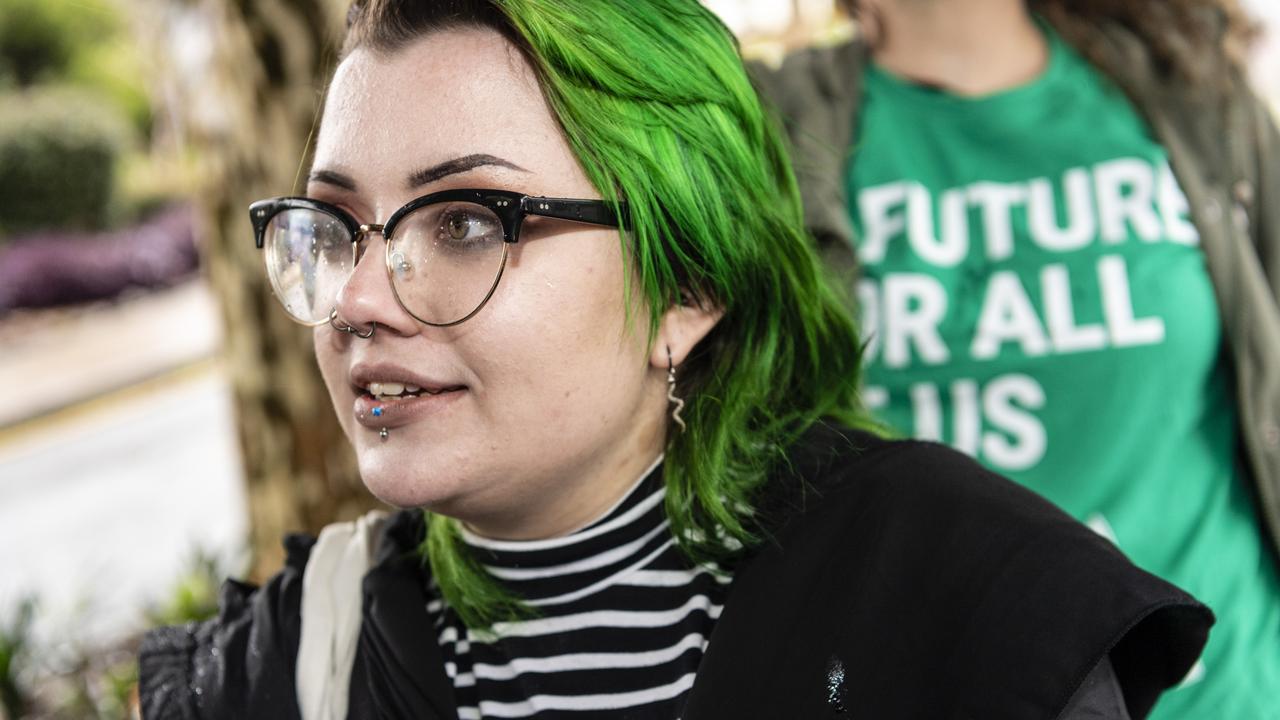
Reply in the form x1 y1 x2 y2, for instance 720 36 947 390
351 378 467 430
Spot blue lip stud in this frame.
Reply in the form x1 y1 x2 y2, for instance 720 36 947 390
372 406 384 417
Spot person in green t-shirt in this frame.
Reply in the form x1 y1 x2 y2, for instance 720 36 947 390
757 0 1280 717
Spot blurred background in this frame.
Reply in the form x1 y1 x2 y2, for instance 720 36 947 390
0 0 1274 717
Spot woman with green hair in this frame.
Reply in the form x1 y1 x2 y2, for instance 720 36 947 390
140 0 1210 717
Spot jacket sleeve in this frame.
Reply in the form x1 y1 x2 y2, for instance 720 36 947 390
1060 656 1132 720
138 534 314 720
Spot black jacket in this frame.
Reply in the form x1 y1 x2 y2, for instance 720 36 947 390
140 427 1211 718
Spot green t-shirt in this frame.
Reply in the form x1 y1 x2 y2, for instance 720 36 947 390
847 26 1280 718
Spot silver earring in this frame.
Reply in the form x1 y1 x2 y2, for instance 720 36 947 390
666 346 686 433
329 308 376 339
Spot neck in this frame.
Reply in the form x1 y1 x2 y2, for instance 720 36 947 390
464 449 665 541
462 453 665 548
870 0 1049 96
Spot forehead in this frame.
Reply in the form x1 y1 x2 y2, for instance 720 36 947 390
313 27 582 196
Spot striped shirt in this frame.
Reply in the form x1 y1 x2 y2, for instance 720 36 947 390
426 459 732 719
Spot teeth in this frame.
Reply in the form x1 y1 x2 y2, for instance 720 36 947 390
365 381 419 399
361 379 463 399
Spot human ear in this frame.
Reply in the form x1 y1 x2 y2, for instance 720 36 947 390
649 297 723 369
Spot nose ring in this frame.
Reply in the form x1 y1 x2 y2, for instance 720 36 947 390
329 309 376 338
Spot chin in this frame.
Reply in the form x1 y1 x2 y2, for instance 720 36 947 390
354 443 463 511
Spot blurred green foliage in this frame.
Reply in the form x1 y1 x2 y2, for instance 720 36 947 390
0 596 36 719
0 86 131 235
147 549 226 627
95 656 140 719
0 0 160 238
68 31 155 140
0 0 127 82
0 0 152 137
0 547 230 718
0 0 77 88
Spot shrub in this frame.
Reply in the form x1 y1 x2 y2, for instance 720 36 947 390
0 0 117 88
0 87 131 236
0 204 198 312
68 35 155 142
0 0 153 138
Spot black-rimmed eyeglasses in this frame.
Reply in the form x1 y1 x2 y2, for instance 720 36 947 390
249 189 626 327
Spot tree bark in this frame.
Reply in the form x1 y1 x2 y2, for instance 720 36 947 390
168 0 382 580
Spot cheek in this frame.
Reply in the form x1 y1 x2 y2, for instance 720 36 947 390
470 240 645 420
313 330 354 426
313 328 339 382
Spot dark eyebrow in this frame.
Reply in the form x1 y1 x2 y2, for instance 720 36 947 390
407 153 529 189
307 154 527 194
307 169 357 191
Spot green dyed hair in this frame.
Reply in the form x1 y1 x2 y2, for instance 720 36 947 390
342 0 868 628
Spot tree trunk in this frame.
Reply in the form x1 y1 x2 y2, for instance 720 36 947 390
166 0 382 580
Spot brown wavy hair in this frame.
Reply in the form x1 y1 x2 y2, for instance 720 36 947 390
840 0 1260 85
1034 0 1260 84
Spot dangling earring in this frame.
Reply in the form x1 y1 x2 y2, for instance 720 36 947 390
666 346 686 433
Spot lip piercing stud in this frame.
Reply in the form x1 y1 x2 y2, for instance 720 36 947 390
380 428 389 441
372 406 384 417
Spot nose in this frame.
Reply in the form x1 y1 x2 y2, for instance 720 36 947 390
331 225 420 337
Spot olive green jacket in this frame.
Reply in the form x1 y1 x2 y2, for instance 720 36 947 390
752 21 1280 563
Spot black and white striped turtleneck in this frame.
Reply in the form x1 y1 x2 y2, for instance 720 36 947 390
425 457 732 719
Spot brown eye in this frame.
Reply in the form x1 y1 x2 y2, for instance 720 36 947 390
407 202 503 257
448 212 472 240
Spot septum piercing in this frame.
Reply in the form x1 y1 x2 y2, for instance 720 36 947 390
329 308 376 338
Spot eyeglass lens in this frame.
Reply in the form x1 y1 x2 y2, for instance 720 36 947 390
264 208 353 324
262 201 508 326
